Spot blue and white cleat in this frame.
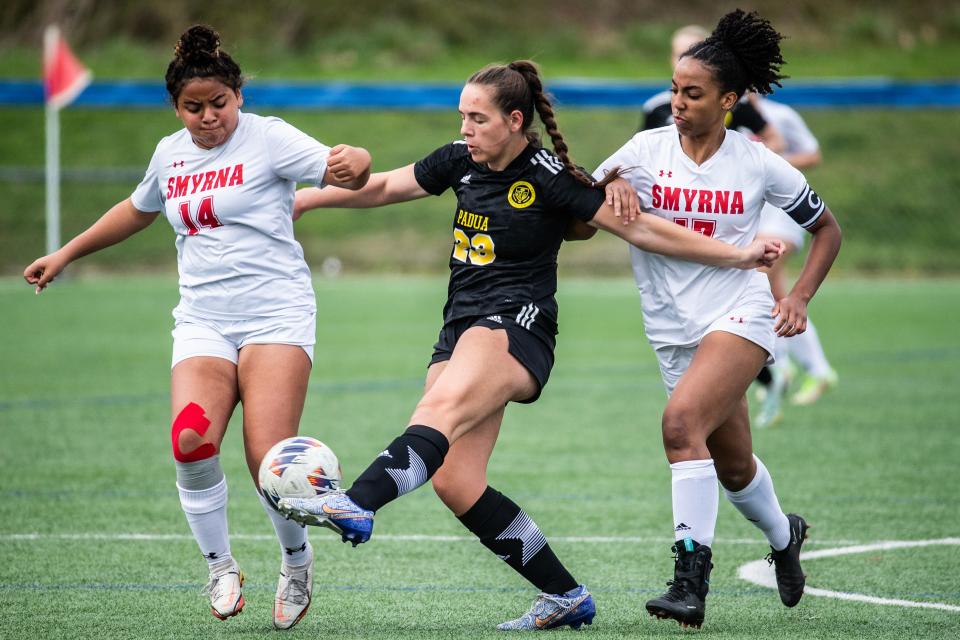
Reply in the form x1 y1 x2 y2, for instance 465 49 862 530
277 491 374 546
496 585 595 631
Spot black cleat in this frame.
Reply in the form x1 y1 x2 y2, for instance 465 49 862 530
645 538 713 628
767 513 809 607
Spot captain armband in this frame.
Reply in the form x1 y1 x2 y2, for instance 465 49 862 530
782 185 826 229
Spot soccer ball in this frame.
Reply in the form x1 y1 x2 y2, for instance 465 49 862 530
258 436 342 511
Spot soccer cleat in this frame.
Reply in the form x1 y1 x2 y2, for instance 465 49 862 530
278 491 374 546
791 369 838 406
496 585 595 631
767 513 810 607
203 558 245 620
273 542 314 629
645 539 713 629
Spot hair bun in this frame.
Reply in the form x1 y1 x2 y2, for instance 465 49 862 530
174 25 220 63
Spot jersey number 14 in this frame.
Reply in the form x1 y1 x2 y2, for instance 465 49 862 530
179 196 223 235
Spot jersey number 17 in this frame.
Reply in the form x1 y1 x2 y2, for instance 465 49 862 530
674 217 716 237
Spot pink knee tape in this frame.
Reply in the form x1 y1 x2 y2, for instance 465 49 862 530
171 402 218 463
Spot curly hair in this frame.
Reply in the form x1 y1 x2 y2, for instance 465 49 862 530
684 9 787 97
165 25 243 102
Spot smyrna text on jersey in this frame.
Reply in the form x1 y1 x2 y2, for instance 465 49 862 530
651 184 744 215
167 164 245 199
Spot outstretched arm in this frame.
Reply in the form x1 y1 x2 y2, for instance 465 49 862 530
295 163 429 220
24 198 159 293
565 177 641 241
589 202 782 269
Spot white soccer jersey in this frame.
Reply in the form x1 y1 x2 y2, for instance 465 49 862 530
594 126 824 348
131 112 329 319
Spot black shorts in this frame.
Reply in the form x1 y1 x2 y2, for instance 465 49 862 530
429 309 557 404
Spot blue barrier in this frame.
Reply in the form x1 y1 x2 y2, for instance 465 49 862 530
2 79 958 109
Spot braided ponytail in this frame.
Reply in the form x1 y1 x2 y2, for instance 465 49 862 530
507 61 599 187
468 60 620 188
685 9 786 97
165 25 243 102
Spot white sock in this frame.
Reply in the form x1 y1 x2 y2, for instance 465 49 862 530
258 492 311 566
670 459 719 547
787 318 832 378
724 455 790 550
178 476 231 568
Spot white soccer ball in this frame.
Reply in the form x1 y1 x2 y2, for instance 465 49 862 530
258 436 342 511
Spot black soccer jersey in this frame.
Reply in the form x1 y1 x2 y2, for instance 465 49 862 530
414 141 605 327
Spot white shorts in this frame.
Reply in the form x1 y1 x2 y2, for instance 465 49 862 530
653 281 776 396
171 310 316 368
757 203 806 250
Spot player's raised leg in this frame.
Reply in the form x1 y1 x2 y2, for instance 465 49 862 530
237 343 315 629
279 327 536 544
171 355 242 620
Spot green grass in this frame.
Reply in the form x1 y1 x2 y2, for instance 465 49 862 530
1 275 958 639
2 107 959 275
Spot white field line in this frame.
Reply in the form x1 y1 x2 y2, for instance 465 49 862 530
738 537 960 613
1 532 865 545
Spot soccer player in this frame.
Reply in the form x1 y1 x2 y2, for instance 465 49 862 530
752 95 838 427
640 24 786 155
23 25 371 629
281 60 781 630
593 10 842 628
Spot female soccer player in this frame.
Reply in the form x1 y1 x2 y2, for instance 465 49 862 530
640 24 786 156
23 25 371 629
280 60 781 630
593 10 842 628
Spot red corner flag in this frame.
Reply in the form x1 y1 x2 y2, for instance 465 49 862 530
43 25 91 109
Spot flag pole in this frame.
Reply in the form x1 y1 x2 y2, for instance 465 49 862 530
43 25 90 256
45 91 61 255
43 26 61 255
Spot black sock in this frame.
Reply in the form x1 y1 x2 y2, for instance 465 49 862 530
756 366 773 386
346 425 449 512
458 486 577 595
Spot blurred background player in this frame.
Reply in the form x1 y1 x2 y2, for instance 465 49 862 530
23 25 371 628
282 60 779 630
640 24 785 155
752 94 839 427
594 9 842 628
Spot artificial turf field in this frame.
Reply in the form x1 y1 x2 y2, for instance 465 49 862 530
1 274 958 639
